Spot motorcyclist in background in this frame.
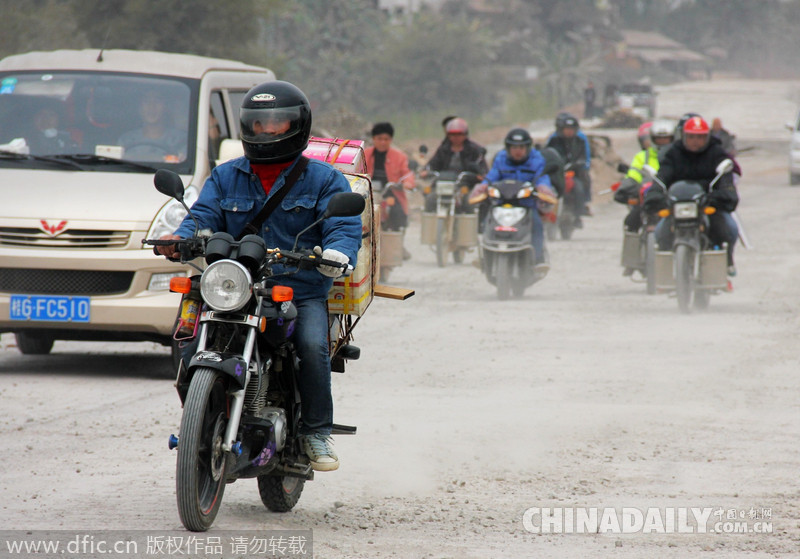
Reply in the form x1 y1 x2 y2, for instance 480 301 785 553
545 113 592 225
614 120 675 233
470 127 554 272
644 115 739 276
421 117 487 211
364 121 416 259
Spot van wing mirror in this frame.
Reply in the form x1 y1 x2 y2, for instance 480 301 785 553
154 169 185 201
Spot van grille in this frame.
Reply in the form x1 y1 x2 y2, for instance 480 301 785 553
0 268 134 295
0 228 131 249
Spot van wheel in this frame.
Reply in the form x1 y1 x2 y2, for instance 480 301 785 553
790 173 800 185
15 332 54 355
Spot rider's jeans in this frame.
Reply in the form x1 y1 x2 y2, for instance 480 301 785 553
655 212 738 262
294 298 334 436
531 209 546 264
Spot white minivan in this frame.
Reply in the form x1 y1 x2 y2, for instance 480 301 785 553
0 49 274 368
786 110 800 185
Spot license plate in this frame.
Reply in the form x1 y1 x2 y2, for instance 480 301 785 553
9 295 91 323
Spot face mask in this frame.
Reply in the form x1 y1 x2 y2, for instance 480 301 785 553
43 128 58 138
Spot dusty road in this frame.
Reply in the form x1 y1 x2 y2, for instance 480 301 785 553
1 79 799 558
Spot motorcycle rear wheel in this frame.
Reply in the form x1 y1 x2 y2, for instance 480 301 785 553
675 245 693 313
257 474 305 512
176 367 228 531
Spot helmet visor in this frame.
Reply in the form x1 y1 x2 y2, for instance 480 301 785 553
240 106 304 145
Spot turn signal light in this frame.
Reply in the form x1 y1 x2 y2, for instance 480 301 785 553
704 206 717 215
657 209 671 218
423 186 432 195
169 277 192 294
271 285 294 302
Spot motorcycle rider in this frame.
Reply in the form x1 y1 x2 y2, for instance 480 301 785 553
156 80 362 472
545 113 592 225
615 119 675 234
470 128 552 274
364 121 416 259
421 117 488 212
644 115 739 276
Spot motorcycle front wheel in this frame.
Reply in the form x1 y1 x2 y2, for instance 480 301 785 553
258 474 305 512
435 217 447 268
645 232 657 295
496 254 511 300
675 245 693 313
176 367 229 531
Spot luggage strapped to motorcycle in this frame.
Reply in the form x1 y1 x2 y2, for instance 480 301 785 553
236 156 310 240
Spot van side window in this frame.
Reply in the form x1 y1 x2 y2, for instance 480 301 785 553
208 92 229 168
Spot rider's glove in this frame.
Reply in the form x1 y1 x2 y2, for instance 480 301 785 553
643 188 668 213
614 177 639 205
707 188 739 212
314 246 349 278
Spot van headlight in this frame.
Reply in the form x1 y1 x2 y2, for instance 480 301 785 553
146 185 199 240
200 260 252 312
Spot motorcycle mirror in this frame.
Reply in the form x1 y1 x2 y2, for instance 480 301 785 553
323 192 366 218
715 159 734 175
154 169 185 201
617 162 630 173
641 164 657 178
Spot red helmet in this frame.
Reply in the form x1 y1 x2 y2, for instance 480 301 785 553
637 121 652 149
445 117 469 135
683 116 710 135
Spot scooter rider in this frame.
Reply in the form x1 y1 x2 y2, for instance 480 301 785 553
421 117 487 211
470 127 552 273
156 81 362 472
615 119 675 233
644 115 739 276
545 113 592 224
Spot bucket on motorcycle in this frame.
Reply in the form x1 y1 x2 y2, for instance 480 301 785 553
380 230 404 268
454 213 478 247
654 251 676 289
699 247 728 288
420 212 437 245
621 231 643 269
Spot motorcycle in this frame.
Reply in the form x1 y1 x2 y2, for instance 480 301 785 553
644 159 735 313
143 169 366 531
421 170 479 267
472 166 558 300
611 163 661 295
543 160 585 241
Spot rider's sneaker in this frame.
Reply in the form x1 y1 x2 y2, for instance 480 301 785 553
622 267 635 277
574 216 584 229
727 265 737 277
581 205 593 217
301 433 339 472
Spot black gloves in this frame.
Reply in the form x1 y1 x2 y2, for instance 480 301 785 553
707 189 739 212
643 187 668 213
614 177 639 205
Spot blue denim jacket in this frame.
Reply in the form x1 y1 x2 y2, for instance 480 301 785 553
174 156 362 301
483 149 552 209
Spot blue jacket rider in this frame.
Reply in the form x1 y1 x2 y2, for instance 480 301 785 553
160 80 361 473
472 128 552 270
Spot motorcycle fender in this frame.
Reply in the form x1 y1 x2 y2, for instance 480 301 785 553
187 352 248 390
672 236 700 253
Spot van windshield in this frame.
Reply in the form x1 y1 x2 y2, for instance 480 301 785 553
0 71 197 173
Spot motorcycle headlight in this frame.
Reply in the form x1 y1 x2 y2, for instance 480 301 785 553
146 185 200 239
200 260 252 312
673 202 698 219
492 206 527 227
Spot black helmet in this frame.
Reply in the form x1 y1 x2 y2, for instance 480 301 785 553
504 128 533 164
240 81 312 164
556 112 579 134
674 112 700 142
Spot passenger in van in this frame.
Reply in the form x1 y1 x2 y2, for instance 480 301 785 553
27 107 77 155
118 89 186 162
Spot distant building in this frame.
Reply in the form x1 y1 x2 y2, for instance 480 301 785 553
612 30 710 77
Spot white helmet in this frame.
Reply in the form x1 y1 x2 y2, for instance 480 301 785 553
650 119 675 143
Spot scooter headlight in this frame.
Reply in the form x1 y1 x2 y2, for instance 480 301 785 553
673 202 698 219
200 260 252 312
492 206 527 227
